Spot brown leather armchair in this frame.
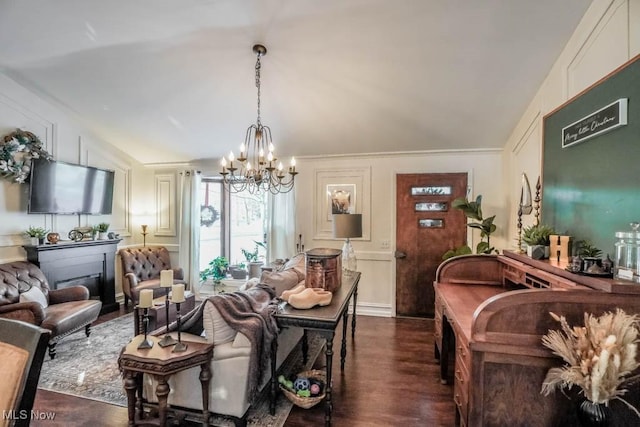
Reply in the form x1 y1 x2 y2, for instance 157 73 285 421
119 246 187 307
0 261 102 359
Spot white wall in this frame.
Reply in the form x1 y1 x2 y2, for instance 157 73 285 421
0 73 178 297
295 150 504 317
502 0 640 246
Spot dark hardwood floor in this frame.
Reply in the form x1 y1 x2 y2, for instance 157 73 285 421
31 307 456 426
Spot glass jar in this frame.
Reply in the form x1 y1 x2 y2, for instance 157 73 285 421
614 222 640 282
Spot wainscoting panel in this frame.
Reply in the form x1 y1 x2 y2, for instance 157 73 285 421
154 173 177 237
567 0 629 97
0 91 57 260
83 137 132 237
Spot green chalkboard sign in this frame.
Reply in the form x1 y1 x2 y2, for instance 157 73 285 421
542 55 640 257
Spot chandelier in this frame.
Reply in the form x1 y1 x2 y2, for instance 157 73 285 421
220 44 297 194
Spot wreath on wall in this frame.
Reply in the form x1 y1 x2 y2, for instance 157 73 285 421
200 205 219 227
0 129 53 183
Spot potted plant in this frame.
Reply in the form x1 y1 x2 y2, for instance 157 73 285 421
200 256 229 292
443 195 498 260
541 309 640 424
25 226 49 245
228 261 248 279
575 240 603 272
242 241 267 279
90 225 100 240
522 224 556 260
96 223 110 240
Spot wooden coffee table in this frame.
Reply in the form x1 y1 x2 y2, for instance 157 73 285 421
134 291 196 335
118 335 213 426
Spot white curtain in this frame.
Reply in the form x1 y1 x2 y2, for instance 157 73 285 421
266 190 296 261
178 170 201 296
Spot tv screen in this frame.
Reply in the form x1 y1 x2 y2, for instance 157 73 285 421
28 159 115 215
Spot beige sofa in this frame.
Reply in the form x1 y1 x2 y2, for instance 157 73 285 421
143 255 307 425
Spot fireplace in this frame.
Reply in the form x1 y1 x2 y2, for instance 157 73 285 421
23 239 121 314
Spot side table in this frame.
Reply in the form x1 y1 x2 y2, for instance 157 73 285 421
118 335 214 426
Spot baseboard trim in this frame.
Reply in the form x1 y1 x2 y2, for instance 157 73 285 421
352 302 392 317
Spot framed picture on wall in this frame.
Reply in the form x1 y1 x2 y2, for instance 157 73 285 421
314 167 371 240
326 184 356 220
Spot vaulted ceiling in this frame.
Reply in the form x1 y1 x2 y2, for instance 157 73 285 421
0 0 592 164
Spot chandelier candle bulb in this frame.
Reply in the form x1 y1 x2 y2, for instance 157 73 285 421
171 284 185 303
138 289 153 308
160 269 173 287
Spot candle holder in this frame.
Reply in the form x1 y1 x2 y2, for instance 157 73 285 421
158 287 177 348
516 204 525 254
137 307 154 349
141 224 148 247
172 302 188 353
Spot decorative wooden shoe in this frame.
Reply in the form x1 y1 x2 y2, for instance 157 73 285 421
288 288 333 309
281 283 306 302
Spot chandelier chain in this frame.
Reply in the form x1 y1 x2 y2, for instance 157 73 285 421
255 53 261 126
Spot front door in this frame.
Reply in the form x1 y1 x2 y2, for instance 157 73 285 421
395 173 468 317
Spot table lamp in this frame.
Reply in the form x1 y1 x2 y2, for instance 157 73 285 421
332 214 362 275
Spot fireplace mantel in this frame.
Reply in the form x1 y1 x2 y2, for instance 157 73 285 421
24 239 121 314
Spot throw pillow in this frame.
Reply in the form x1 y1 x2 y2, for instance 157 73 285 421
282 253 306 282
260 269 300 297
19 286 48 308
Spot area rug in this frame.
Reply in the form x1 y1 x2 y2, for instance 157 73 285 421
38 313 324 426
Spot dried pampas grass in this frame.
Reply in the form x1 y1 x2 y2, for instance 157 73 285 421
540 309 640 417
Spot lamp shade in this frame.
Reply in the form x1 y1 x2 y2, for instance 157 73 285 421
332 214 363 239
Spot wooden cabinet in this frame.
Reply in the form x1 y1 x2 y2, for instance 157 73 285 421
24 239 121 314
434 252 640 426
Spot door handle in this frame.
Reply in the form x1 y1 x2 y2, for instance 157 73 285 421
394 251 407 259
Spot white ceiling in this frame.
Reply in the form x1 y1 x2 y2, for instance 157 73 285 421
0 0 593 165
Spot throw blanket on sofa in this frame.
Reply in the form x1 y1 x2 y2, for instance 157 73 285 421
209 284 279 402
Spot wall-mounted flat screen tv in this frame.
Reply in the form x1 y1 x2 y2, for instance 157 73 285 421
28 159 115 215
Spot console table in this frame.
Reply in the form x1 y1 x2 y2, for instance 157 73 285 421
23 239 121 314
271 272 360 427
434 252 640 426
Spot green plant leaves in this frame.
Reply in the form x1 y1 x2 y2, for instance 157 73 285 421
200 256 229 282
443 194 498 259
522 224 556 246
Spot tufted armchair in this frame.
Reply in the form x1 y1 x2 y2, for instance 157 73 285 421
119 246 187 307
0 261 102 359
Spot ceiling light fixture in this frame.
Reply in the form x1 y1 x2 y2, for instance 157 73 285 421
220 44 297 194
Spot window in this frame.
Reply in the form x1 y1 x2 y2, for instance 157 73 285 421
199 179 267 272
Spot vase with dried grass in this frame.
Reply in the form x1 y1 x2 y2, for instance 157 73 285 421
540 309 640 426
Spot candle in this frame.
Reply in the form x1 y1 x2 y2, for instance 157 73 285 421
160 269 173 288
171 284 185 303
139 289 153 308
